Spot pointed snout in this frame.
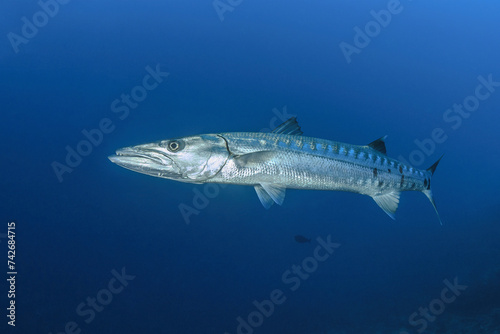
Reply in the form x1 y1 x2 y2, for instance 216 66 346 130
108 143 178 177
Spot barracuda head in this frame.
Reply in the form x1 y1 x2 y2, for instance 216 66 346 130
108 134 229 183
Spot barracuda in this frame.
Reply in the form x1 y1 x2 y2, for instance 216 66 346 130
108 118 443 223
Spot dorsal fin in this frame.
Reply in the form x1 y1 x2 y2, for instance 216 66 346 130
368 136 388 154
272 117 303 136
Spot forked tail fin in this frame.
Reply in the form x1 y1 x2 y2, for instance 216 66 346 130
423 155 444 225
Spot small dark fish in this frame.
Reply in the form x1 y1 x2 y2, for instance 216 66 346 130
294 235 311 243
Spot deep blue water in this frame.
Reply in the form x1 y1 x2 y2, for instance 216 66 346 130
2 1 500 333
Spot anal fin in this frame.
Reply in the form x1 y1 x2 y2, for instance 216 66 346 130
372 191 400 220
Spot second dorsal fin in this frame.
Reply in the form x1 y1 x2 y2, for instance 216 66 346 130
368 136 388 154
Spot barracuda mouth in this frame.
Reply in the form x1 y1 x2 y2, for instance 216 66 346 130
108 147 178 177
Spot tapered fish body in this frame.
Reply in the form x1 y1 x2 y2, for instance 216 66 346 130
211 131 430 196
109 118 442 223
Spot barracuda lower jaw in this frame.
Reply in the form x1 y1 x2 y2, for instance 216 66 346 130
115 152 159 164
109 147 178 177
116 149 170 165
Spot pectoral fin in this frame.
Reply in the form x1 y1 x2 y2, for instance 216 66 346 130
233 151 277 168
372 191 400 220
254 183 286 208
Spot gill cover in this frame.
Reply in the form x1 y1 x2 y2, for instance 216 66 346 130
163 134 229 182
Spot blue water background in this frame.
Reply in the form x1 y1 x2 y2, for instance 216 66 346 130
1 1 500 333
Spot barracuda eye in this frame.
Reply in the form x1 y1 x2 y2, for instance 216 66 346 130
165 140 184 152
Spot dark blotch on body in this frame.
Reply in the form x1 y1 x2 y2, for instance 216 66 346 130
400 175 405 187
399 165 403 174
378 180 384 187
388 169 391 173
373 168 378 178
